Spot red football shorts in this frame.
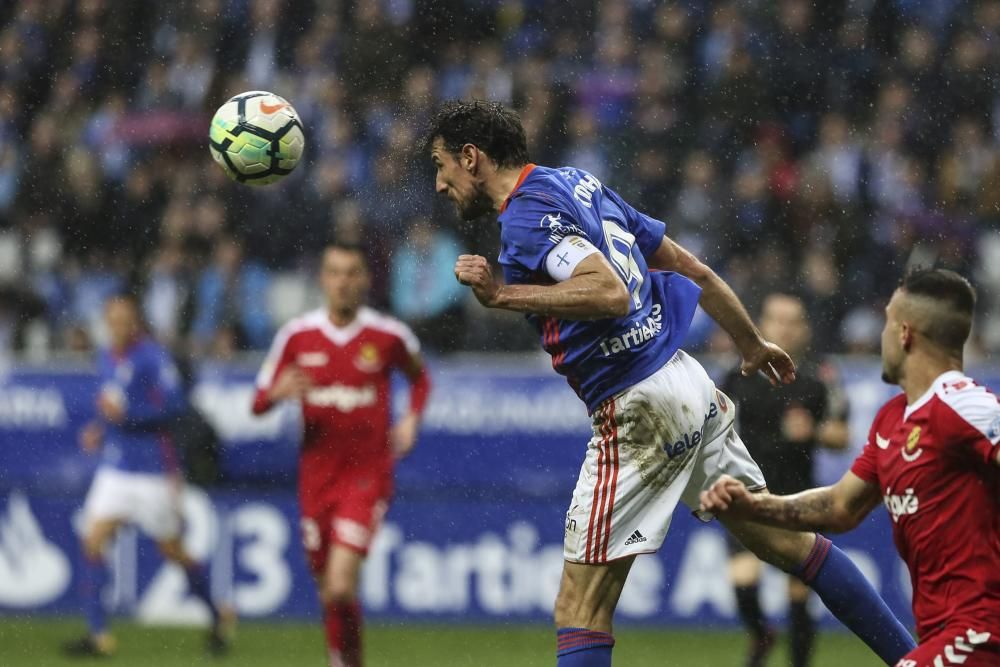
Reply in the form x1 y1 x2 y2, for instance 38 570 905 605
895 621 999 667
298 469 392 574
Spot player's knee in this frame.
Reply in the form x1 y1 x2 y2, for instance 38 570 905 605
157 539 191 566
82 530 109 560
323 578 358 606
728 552 760 586
787 576 810 603
747 530 815 572
82 536 103 561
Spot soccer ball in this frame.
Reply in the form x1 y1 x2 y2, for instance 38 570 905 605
208 91 305 186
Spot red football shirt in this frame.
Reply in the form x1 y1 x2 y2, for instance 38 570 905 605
851 371 1000 640
252 307 430 503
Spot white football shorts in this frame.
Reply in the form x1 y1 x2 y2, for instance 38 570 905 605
564 349 766 563
82 467 183 540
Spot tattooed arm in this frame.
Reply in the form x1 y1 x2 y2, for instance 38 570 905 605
699 472 882 533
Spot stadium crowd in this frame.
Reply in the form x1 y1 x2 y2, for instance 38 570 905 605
0 0 998 358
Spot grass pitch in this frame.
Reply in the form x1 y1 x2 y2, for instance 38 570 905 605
0 617 886 666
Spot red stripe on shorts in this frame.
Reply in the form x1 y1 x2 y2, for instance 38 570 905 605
601 400 620 561
585 403 610 563
590 402 615 563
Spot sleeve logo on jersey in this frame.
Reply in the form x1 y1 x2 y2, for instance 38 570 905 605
902 426 923 462
943 379 969 392
883 486 919 523
540 213 586 245
305 384 376 411
597 305 662 357
987 414 1000 442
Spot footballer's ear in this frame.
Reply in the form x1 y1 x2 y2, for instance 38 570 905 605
460 143 480 172
900 321 916 352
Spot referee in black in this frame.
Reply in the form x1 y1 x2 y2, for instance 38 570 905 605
721 291 849 667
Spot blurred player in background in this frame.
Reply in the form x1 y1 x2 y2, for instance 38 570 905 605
721 292 849 667
252 242 430 667
65 295 232 657
702 269 1000 667
426 100 915 666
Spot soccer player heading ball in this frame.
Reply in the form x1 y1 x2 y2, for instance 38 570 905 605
426 100 917 666
701 269 999 667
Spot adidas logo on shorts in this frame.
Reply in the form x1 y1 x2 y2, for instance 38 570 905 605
624 530 647 546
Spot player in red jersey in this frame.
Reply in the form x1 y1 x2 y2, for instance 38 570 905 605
252 242 431 667
700 268 1000 667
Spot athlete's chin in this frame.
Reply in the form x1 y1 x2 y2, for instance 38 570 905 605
455 193 494 221
457 203 487 221
881 367 898 385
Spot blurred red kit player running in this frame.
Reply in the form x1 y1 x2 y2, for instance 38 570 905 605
252 243 430 667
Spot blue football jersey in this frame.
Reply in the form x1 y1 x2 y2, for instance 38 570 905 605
498 164 702 413
96 338 186 474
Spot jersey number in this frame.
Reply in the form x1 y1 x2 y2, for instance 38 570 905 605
602 220 644 309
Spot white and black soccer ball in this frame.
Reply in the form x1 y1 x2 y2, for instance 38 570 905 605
208 91 305 186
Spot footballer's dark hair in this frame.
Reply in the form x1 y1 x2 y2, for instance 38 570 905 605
105 291 142 312
424 100 530 169
323 240 369 267
104 291 150 331
760 289 808 312
899 267 976 353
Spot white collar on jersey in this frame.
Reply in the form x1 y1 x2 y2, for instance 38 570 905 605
309 307 376 347
903 369 966 421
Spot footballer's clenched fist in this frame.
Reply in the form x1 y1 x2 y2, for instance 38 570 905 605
454 254 500 307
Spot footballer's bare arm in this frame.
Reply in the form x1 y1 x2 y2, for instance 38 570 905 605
648 235 795 385
699 472 882 533
454 253 629 320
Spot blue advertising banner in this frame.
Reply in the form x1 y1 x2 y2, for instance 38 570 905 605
0 356 992 627
0 486 911 628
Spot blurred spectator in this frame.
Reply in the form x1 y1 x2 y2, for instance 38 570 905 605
389 218 464 351
669 150 725 253
144 242 192 349
1 0 999 357
804 112 863 206
190 237 272 353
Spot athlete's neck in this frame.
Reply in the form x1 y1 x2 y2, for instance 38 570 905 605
899 351 963 404
489 164 530 212
328 307 359 328
111 334 142 355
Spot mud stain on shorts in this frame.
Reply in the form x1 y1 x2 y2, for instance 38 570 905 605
617 395 696 491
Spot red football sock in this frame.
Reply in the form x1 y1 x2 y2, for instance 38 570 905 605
323 601 362 667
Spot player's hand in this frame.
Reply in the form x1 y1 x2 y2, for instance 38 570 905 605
97 392 125 424
699 474 756 517
740 340 796 386
454 255 500 307
79 422 104 453
269 365 313 402
391 412 420 459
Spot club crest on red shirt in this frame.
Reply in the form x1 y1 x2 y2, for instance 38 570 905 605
354 343 382 372
903 426 923 462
